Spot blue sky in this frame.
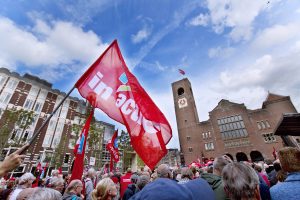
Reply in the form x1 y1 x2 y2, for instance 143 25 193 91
1 0 300 148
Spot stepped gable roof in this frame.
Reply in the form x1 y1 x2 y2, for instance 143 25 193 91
262 92 289 108
210 99 245 112
264 92 286 102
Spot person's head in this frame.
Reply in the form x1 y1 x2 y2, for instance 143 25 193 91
278 147 300 173
51 170 59 177
130 174 139 184
18 173 35 188
254 164 262 173
213 156 232 176
91 178 117 200
65 179 83 195
157 164 172 179
16 188 36 200
49 177 65 193
30 188 62 200
222 162 260 200
150 172 158 182
88 168 97 179
136 175 150 191
181 167 193 180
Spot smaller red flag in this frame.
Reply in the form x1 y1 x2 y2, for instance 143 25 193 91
106 130 120 162
179 69 185 75
70 110 94 181
58 167 62 175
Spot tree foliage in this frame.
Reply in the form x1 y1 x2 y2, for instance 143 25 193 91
0 108 35 151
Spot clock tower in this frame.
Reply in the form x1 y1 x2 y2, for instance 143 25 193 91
172 78 199 165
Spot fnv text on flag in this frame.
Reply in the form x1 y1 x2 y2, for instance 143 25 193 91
106 130 120 162
75 40 172 169
70 110 94 181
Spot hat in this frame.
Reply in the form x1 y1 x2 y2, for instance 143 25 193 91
130 178 215 200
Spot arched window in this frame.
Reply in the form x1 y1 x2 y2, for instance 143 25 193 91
177 87 184 96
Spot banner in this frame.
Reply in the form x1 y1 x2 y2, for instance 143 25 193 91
75 40 172 169
70 110 94 181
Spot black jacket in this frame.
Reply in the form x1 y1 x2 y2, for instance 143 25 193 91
123 184 137 200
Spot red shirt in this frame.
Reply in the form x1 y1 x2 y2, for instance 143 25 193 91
120 172 132 198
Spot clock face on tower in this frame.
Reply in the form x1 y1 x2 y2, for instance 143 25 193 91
178 97 188 108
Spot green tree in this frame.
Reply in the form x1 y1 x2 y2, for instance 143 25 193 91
0 108 34 151
51 133 68 168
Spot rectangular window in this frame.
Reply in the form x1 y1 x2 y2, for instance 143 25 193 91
261 121 266 129
6 79 18 89
257 122 262 130
188 147 193 152
48 120 56 131
265 120 271 128
24 99 34 109
0 75 7 85
0 92 12 104
34 102 43 112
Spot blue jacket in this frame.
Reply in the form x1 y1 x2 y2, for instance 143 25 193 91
270 172 300 200
129 178 215 200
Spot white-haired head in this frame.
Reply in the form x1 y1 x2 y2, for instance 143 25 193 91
19 173 35 187
30 188 62 200
49 177 64 193
51 170 59 177
87 168 96 178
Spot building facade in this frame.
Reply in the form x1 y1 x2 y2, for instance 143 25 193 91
172 78 300 165
0 68 115 176
158 148 180 168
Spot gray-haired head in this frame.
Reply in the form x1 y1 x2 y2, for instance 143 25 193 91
137 175 150 190
222 162 259 200
51 170 59 177
87 167 96 178
30 188 62 200
157 164 172 179
19 173 35 186
49 177 64 193
65 179 83 193
180 167 193 180
213 156 232 176
131 174 139 184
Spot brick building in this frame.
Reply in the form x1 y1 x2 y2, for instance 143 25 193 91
0 68 115 176
172 78 300 165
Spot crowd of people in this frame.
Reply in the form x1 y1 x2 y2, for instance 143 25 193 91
0 146 299 200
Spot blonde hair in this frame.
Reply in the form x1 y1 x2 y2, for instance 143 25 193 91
278 147 300 173
92 178 115 200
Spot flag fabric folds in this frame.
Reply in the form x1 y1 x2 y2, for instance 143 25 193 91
70 110 94 181
106 130 120 162
75 40 172 169
178 69 185 75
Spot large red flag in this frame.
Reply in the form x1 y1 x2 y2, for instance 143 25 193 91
75 40 172 169
70 110 94 181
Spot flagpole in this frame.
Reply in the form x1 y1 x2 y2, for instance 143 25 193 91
21 86 76 154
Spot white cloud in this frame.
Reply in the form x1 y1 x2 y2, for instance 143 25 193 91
188 13 209 26
0 16 108 81
208 46 235 58
192 41 300 120
251 23 300 50
131 27 151 44
206 0 269 42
